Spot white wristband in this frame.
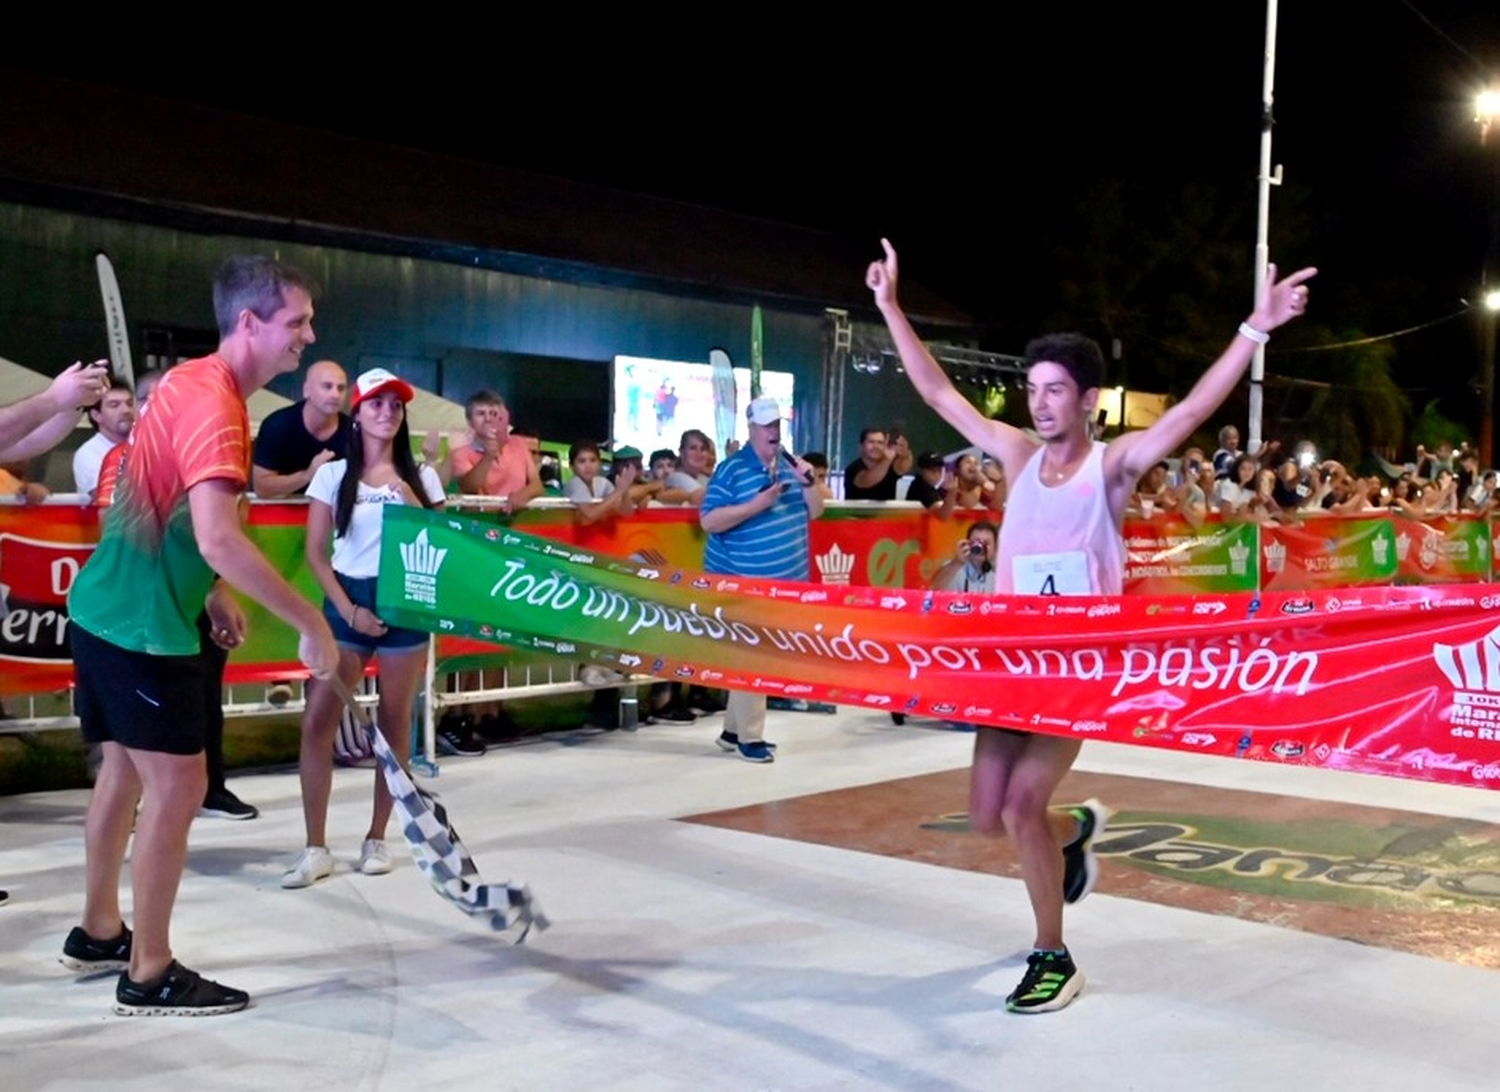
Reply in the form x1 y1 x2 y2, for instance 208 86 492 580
1238 321 1270 344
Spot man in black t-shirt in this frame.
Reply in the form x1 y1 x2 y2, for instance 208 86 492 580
251 360 352 497
905 451 947 509
842 427 900 500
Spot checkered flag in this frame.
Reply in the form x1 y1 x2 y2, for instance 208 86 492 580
333 678 548 940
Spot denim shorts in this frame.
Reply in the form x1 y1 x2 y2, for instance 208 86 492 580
323 573 429 654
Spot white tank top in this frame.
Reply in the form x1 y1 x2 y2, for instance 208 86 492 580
996 441 1125 595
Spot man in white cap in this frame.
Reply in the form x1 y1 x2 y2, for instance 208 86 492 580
698 396 823 761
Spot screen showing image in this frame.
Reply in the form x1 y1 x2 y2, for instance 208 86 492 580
612 355 796 454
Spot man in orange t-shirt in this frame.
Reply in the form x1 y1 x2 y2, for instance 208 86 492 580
444 389 541 514
63 256 337 1017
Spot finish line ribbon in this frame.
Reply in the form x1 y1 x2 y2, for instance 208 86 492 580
378 507 1500 793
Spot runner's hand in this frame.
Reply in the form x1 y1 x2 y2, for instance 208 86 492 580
1249 262 1318 333
865 238 899 308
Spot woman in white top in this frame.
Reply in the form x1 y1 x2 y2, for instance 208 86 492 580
283 369 446 890
1215 453 1260 514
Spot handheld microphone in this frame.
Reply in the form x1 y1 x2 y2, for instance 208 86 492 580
780 447 814 487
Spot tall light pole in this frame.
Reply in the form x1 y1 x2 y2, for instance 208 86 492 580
1478 85 1500 467
1248 0 1281 455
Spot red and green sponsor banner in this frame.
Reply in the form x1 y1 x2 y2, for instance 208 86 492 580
378 506 1500 793
1122 516 1258 594
6 500 1497 707
1392 514 1492 584
0 503 100 692
1259 517 1399 590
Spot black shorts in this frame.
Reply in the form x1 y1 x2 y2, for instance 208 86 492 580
70 622 210 756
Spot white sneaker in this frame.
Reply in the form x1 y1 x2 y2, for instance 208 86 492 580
357 839 393 876
281 846 335 889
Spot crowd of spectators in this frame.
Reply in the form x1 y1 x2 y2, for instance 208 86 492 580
1128 431 1496 524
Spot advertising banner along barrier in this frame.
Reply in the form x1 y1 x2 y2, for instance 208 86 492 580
378 507 1500 793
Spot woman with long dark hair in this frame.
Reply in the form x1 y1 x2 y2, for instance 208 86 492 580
283 369 446 889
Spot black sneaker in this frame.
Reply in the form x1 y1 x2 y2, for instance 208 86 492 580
646 705 696 724
114 960 249 1017
1061 798 1112 905
60 924 132 972
1005 948 1084 1014
200 787 260 821
435 714 485 757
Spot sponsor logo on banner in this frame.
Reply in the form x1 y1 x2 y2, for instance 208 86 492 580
816 543 856 586
1264 540 1286 574
1395 533 1411 562
1420 531 1441 570
0 533 93 662
1433 628 1500 742
399 530 447 607
1372 533 1391 567
1229 541 1250 575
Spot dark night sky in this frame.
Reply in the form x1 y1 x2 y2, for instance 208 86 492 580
59 3 1500 405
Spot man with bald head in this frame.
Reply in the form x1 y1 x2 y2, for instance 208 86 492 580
251 360 352 497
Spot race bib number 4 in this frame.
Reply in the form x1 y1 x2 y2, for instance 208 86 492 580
1011 550 1089 596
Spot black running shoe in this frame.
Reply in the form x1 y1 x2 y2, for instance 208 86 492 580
200 787 259 821
435 714 485 757
1005 948 1084 1014
113 960 249 1017
1061 798 1112 905
60 925 132 972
